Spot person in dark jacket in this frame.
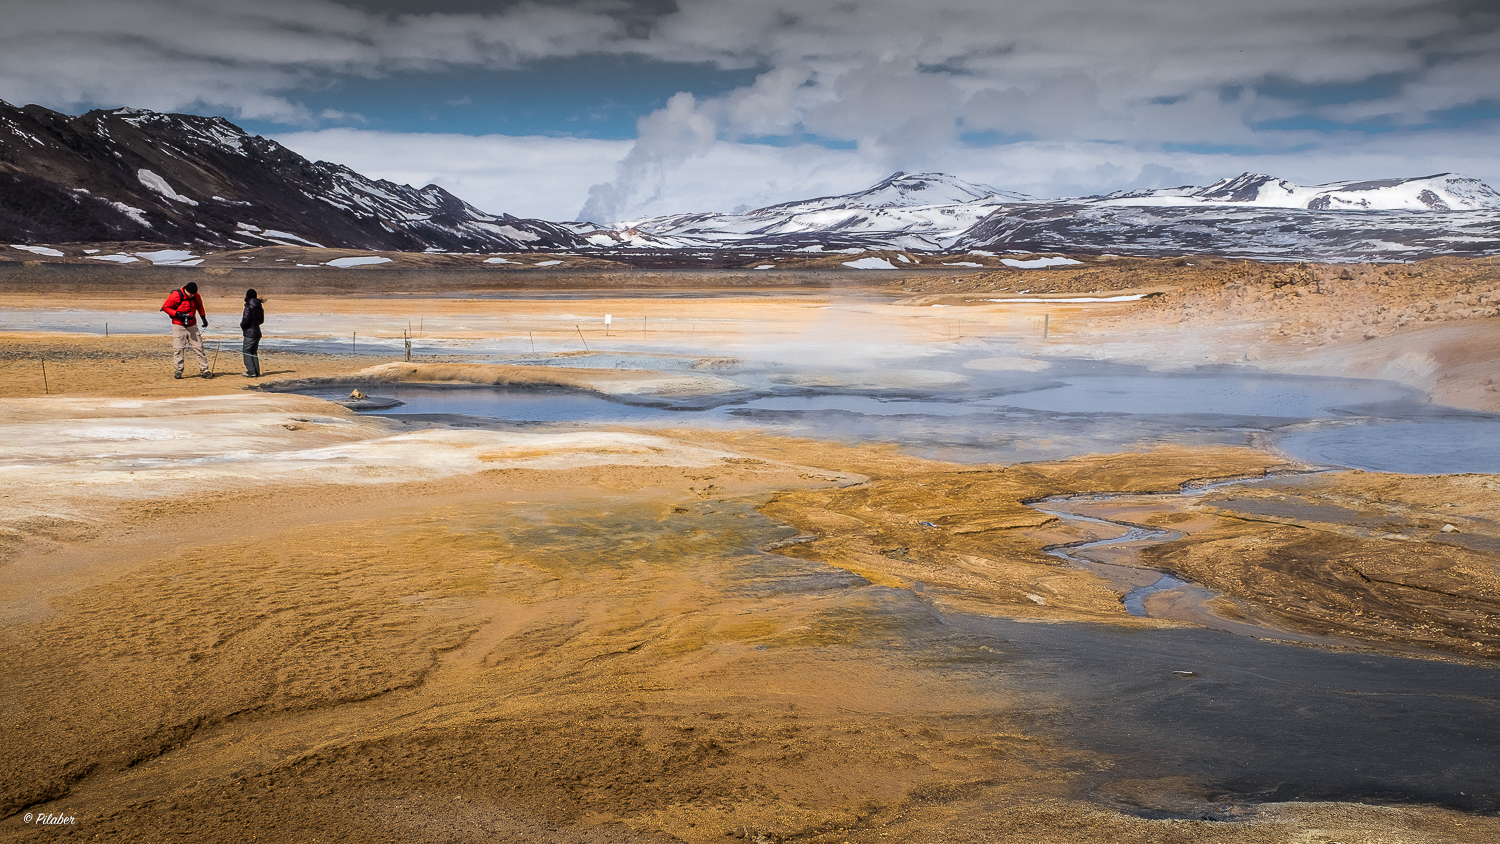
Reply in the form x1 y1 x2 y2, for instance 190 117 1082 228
239 288 265 377
161 281 210 379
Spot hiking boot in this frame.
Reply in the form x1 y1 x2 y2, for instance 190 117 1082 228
200 371 213 379
174 371 183 380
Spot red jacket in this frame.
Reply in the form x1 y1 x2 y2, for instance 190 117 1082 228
161 289 206 327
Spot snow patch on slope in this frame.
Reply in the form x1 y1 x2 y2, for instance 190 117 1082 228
260 230 324 248
108 201 152 227
136 169 198 205
1000 257 1083 269
137 249 199 265
843 257 898 269
475 223 541 242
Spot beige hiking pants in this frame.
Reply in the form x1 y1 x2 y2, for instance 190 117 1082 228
172 323 209 375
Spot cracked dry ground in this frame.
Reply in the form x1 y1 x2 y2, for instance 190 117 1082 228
5 435 1500 843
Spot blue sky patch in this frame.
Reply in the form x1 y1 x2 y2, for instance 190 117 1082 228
960 129 1036 146
738 133 858 150
1253 73 1410 105
235 57 764 138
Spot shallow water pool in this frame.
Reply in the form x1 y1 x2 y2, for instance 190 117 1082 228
301 357 1500 474
1277 420 1500 475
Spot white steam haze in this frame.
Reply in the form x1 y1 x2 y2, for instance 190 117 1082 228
4 0 1499 221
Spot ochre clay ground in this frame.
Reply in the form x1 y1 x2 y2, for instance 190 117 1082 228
2 268 1499 842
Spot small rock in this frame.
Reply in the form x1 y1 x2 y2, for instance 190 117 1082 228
1173 670 1198 678
349 388 366 400
1441 524 1458 533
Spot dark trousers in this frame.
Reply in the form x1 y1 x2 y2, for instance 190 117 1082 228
242 331 261 376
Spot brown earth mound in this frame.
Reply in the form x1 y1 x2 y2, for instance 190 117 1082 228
1114 256 1500 346
1146 472 1500 659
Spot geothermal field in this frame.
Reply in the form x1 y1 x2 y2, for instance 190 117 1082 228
3 254 1500 843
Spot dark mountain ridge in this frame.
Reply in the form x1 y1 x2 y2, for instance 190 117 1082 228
0 101 584 251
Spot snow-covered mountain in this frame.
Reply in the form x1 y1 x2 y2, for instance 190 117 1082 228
580 170 1500 260
954 202 1500 262
948 171 1500 260
589 172 1031 251
1091 172 1500 212
0 101 585 251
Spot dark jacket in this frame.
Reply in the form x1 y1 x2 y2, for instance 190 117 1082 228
240 298 264 335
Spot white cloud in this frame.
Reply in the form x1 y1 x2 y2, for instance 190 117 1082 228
273 129 629 220
274 123 1500 225
274 127 890 222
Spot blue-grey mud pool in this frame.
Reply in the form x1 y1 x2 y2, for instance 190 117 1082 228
3 270 1499 844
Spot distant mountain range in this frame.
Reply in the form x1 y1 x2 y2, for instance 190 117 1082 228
0 100 585 251
585 172 1031 251
957 171 1500 261
594 171 1500 260
3 102 1499 262
1095 171 1500 211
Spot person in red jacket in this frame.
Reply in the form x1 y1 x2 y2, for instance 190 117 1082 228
161 281 211 379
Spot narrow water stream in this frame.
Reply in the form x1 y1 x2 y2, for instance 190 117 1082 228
1030 502 1186 617
1023 471 1353 644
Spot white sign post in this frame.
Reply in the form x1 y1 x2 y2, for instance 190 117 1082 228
604 313 612 336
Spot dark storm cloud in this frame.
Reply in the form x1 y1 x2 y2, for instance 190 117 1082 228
0 0 636 121
6 0 1494 125
4 1 1497 218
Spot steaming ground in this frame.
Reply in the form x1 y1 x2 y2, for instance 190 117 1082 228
2 265 1499 843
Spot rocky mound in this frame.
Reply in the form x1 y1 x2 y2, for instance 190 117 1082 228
1117 258 1500 347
